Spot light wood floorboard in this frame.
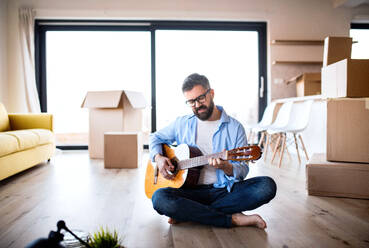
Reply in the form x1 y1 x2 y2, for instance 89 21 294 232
0 150 368 248
171 153 369 248
0 150 172 248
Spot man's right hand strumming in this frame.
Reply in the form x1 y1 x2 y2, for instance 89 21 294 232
154 154 176 180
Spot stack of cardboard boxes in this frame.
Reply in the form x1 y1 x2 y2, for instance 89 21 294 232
81 90 147 168
306 37 369 199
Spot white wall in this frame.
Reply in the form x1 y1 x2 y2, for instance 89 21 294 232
4 0 369 111
0 0 8 107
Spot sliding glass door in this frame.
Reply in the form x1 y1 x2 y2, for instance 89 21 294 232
35 21 267 148
43 29 151 146
155 30 259 130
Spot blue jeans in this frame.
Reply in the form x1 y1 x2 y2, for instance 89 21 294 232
152 176 277 228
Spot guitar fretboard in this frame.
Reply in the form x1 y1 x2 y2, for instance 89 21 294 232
178 151 226 170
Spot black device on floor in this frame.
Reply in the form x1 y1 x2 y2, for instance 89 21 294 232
25 220 91 248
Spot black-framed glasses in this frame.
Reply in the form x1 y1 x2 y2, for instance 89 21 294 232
185 88 211 107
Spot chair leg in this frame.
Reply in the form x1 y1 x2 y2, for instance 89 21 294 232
264 133 270 161
277 133 284 160
298 134 309 161
278 133 286 168
258 132 265 147
284 143 291 159
271 133 281 163
293 133 301 164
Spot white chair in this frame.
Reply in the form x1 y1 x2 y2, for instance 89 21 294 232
245 102 277 145
260 101 293 161
267 100 314 167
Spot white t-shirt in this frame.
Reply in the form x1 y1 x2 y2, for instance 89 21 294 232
196 119 220 185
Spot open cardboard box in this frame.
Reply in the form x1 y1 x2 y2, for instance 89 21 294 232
287 73 321 97
322 58 369 98
81 90 147 158
323 36 352 67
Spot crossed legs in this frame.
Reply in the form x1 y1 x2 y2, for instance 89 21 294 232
152 176 277 228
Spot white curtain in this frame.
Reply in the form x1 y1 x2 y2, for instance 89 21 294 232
18 8 41 113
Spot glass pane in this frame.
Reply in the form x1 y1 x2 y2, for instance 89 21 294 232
46 31 151 146
155 30 259 130
350 29 369 59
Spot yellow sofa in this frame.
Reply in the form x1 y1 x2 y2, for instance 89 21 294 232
0 103 55 181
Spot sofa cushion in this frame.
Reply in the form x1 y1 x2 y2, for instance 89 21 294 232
2 129 54 155
30 129 55 145
5 130 39 151
0 103 11 132
0 133 19 157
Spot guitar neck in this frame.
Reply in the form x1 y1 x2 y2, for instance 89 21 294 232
178 151 225 170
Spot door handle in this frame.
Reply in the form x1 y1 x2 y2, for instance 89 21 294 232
260 76 264 98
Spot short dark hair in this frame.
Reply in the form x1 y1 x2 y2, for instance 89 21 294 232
182 73 210 92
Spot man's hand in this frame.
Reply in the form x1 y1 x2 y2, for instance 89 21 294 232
155 154 176 180
208 157 233 176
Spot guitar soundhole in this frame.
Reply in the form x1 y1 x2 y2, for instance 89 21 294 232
183 168 202 188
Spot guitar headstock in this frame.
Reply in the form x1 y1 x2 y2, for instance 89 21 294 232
226 145 262 162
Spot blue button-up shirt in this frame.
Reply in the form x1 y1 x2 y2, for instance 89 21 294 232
149 105 249 192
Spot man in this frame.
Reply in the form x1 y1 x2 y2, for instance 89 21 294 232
149 73 276 228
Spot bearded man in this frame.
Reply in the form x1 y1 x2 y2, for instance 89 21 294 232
149 73 276 228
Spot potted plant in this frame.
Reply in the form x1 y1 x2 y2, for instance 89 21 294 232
88 227 124 248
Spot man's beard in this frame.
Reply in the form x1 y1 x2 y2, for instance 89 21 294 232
194 99 214 121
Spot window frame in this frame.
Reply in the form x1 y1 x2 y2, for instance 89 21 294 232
35 20 267 149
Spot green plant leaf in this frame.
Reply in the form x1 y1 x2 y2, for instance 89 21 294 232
88 226 123 248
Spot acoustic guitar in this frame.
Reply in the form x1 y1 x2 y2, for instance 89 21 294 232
145 144 261 199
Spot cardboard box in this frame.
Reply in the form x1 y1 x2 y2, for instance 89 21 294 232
306 153 369 199
290 73 321 97
321 59 369 98
323 36 352 66
327 98 369 163
81 90 147 158
104 132 142 168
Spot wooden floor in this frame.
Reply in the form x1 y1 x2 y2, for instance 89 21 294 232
0 150 368 248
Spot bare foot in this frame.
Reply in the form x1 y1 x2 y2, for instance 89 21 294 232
168 217 180 224
231 213 267 229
